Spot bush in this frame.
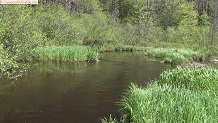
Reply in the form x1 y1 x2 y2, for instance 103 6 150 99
0 5 44 79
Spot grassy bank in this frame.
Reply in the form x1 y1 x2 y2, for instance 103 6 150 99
94 44 146 52
114 45 146 52
157 66 218 93
102 66 218 123
34 46 99 62
147 48 205 64
119 84 218 123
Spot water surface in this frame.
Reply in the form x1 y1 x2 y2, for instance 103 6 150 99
0 52 171 123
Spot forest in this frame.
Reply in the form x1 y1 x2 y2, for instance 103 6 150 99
0 0 217 79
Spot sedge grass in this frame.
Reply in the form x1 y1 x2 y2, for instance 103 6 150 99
94 44 146 52
157 66 218 93
101 115 119 123
34 46 99 62
147 48 205 64
119 83 218 123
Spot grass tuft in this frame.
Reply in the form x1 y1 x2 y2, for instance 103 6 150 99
101 114 119 123
34 46 99 62
157 66 218 93
147 48 205 64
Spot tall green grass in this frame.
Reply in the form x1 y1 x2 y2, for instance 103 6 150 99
102 66 218 123
118 84 218 123
34 46 99 62
147 48 205 64
157 66 218 93
92 44 146 52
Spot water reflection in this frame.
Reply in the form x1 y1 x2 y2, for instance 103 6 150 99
0 52 171 123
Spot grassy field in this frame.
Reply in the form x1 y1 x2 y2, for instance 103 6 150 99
34 46 99 62
147 48 205 64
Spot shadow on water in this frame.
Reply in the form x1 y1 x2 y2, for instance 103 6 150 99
0 52 171 123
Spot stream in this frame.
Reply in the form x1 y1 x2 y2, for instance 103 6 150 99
0 52 171 123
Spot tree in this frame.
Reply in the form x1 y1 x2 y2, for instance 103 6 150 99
153 0 187 31
207 0 218 53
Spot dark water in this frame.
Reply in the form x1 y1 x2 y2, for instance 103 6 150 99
0 52 171 123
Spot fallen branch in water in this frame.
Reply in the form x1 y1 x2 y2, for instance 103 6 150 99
5 80 16 87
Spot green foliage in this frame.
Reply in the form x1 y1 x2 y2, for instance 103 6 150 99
153 0 189 30
36 3 132 47
157 66 218 93
0 43 19 78
34 46 99 62
115 45 145 52
0 5 44 79
36 4 76 45
101 115 119 123
0 3 139 78
119 83 218 123
147 48 205 64
75 0 102 14
119 0 143 24
1 1 218 79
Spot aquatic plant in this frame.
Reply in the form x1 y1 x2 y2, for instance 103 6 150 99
147 48 205 64
157 66 218 93
119 83 218 123
91 44 146 53
34 46 99 62
101 115 119 123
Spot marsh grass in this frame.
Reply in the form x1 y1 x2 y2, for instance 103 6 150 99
157 66 218 93
119 83 218 123
115 45 145 52
147 48 205 64
94 44 146 52
34 46 99 62
101 115 119 123
101 56 218 123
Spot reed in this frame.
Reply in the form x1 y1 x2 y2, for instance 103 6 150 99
157 66 218 93
147 48 205 64
34 46 99 62
119 83 218 123
95 44 146 52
